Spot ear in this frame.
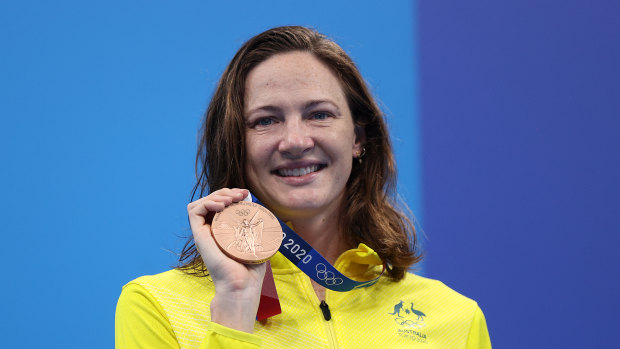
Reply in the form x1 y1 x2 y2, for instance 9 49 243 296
353 124 366 156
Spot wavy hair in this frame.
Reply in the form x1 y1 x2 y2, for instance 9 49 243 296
178 26 421 281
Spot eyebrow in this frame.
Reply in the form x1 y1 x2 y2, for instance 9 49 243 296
245 105 281 116
245 99 341 117
303 100 341 114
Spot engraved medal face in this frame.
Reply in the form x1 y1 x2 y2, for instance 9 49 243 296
211 201 283 264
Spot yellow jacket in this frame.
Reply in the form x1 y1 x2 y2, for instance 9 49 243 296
116 244 491 348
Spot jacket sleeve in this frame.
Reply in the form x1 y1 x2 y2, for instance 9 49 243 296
466 305 492 349
115 283 261 349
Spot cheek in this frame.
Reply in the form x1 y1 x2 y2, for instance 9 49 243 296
245 149 261 173
244 153 261 193
245 137 271 180
245 134 259 162
244 141 257 178
334 145 354 180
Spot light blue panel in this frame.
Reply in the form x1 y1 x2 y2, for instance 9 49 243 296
0 1 420 347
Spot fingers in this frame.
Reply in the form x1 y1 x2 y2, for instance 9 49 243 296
187 188 248 224
187 188 248 211
187 188 249 261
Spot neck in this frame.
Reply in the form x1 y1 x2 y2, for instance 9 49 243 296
287 208 349 265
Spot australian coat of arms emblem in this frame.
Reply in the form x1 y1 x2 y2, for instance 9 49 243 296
388 300 427 329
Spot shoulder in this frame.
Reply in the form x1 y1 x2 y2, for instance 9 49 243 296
376 271 481 321
121 268 215 306
116 270 229 348
370 273 489 346
126 268 207 288
404 272 477 306
118 269 216 331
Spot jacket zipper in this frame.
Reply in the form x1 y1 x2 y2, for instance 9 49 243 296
300 273 338 348
320 296 338 348
319 300 331 320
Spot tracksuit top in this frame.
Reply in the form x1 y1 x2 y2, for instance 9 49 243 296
116 243 491 348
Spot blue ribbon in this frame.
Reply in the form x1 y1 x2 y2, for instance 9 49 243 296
250 194 384 292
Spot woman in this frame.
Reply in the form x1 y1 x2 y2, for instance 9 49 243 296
116 26 491 348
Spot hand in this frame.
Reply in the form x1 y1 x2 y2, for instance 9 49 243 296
187 188 266 333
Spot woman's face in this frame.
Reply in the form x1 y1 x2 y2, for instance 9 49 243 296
244 51 363 220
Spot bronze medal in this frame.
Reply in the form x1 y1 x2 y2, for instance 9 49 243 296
211 201 283 264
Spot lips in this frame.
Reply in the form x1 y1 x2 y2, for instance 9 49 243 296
275 164 325 177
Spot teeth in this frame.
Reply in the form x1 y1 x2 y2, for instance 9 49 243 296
278 165 319 177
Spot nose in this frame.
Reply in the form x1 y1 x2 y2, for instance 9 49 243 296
278 118 314 158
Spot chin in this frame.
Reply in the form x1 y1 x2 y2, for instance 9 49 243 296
273 190 341 219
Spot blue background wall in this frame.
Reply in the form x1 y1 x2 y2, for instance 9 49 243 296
1 1 618 348
0 1 420 348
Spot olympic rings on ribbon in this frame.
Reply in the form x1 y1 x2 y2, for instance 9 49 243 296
316 263 343 286
251 193 386 291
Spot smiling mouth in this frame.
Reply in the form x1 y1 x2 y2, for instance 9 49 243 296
275 164 326 177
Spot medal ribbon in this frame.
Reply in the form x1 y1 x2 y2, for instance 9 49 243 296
250 194 385 292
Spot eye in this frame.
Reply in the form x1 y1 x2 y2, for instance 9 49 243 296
249 117 277 128
311 112 330 120
256 118 274 126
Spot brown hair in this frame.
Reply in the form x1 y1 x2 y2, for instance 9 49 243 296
178 26 421 281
